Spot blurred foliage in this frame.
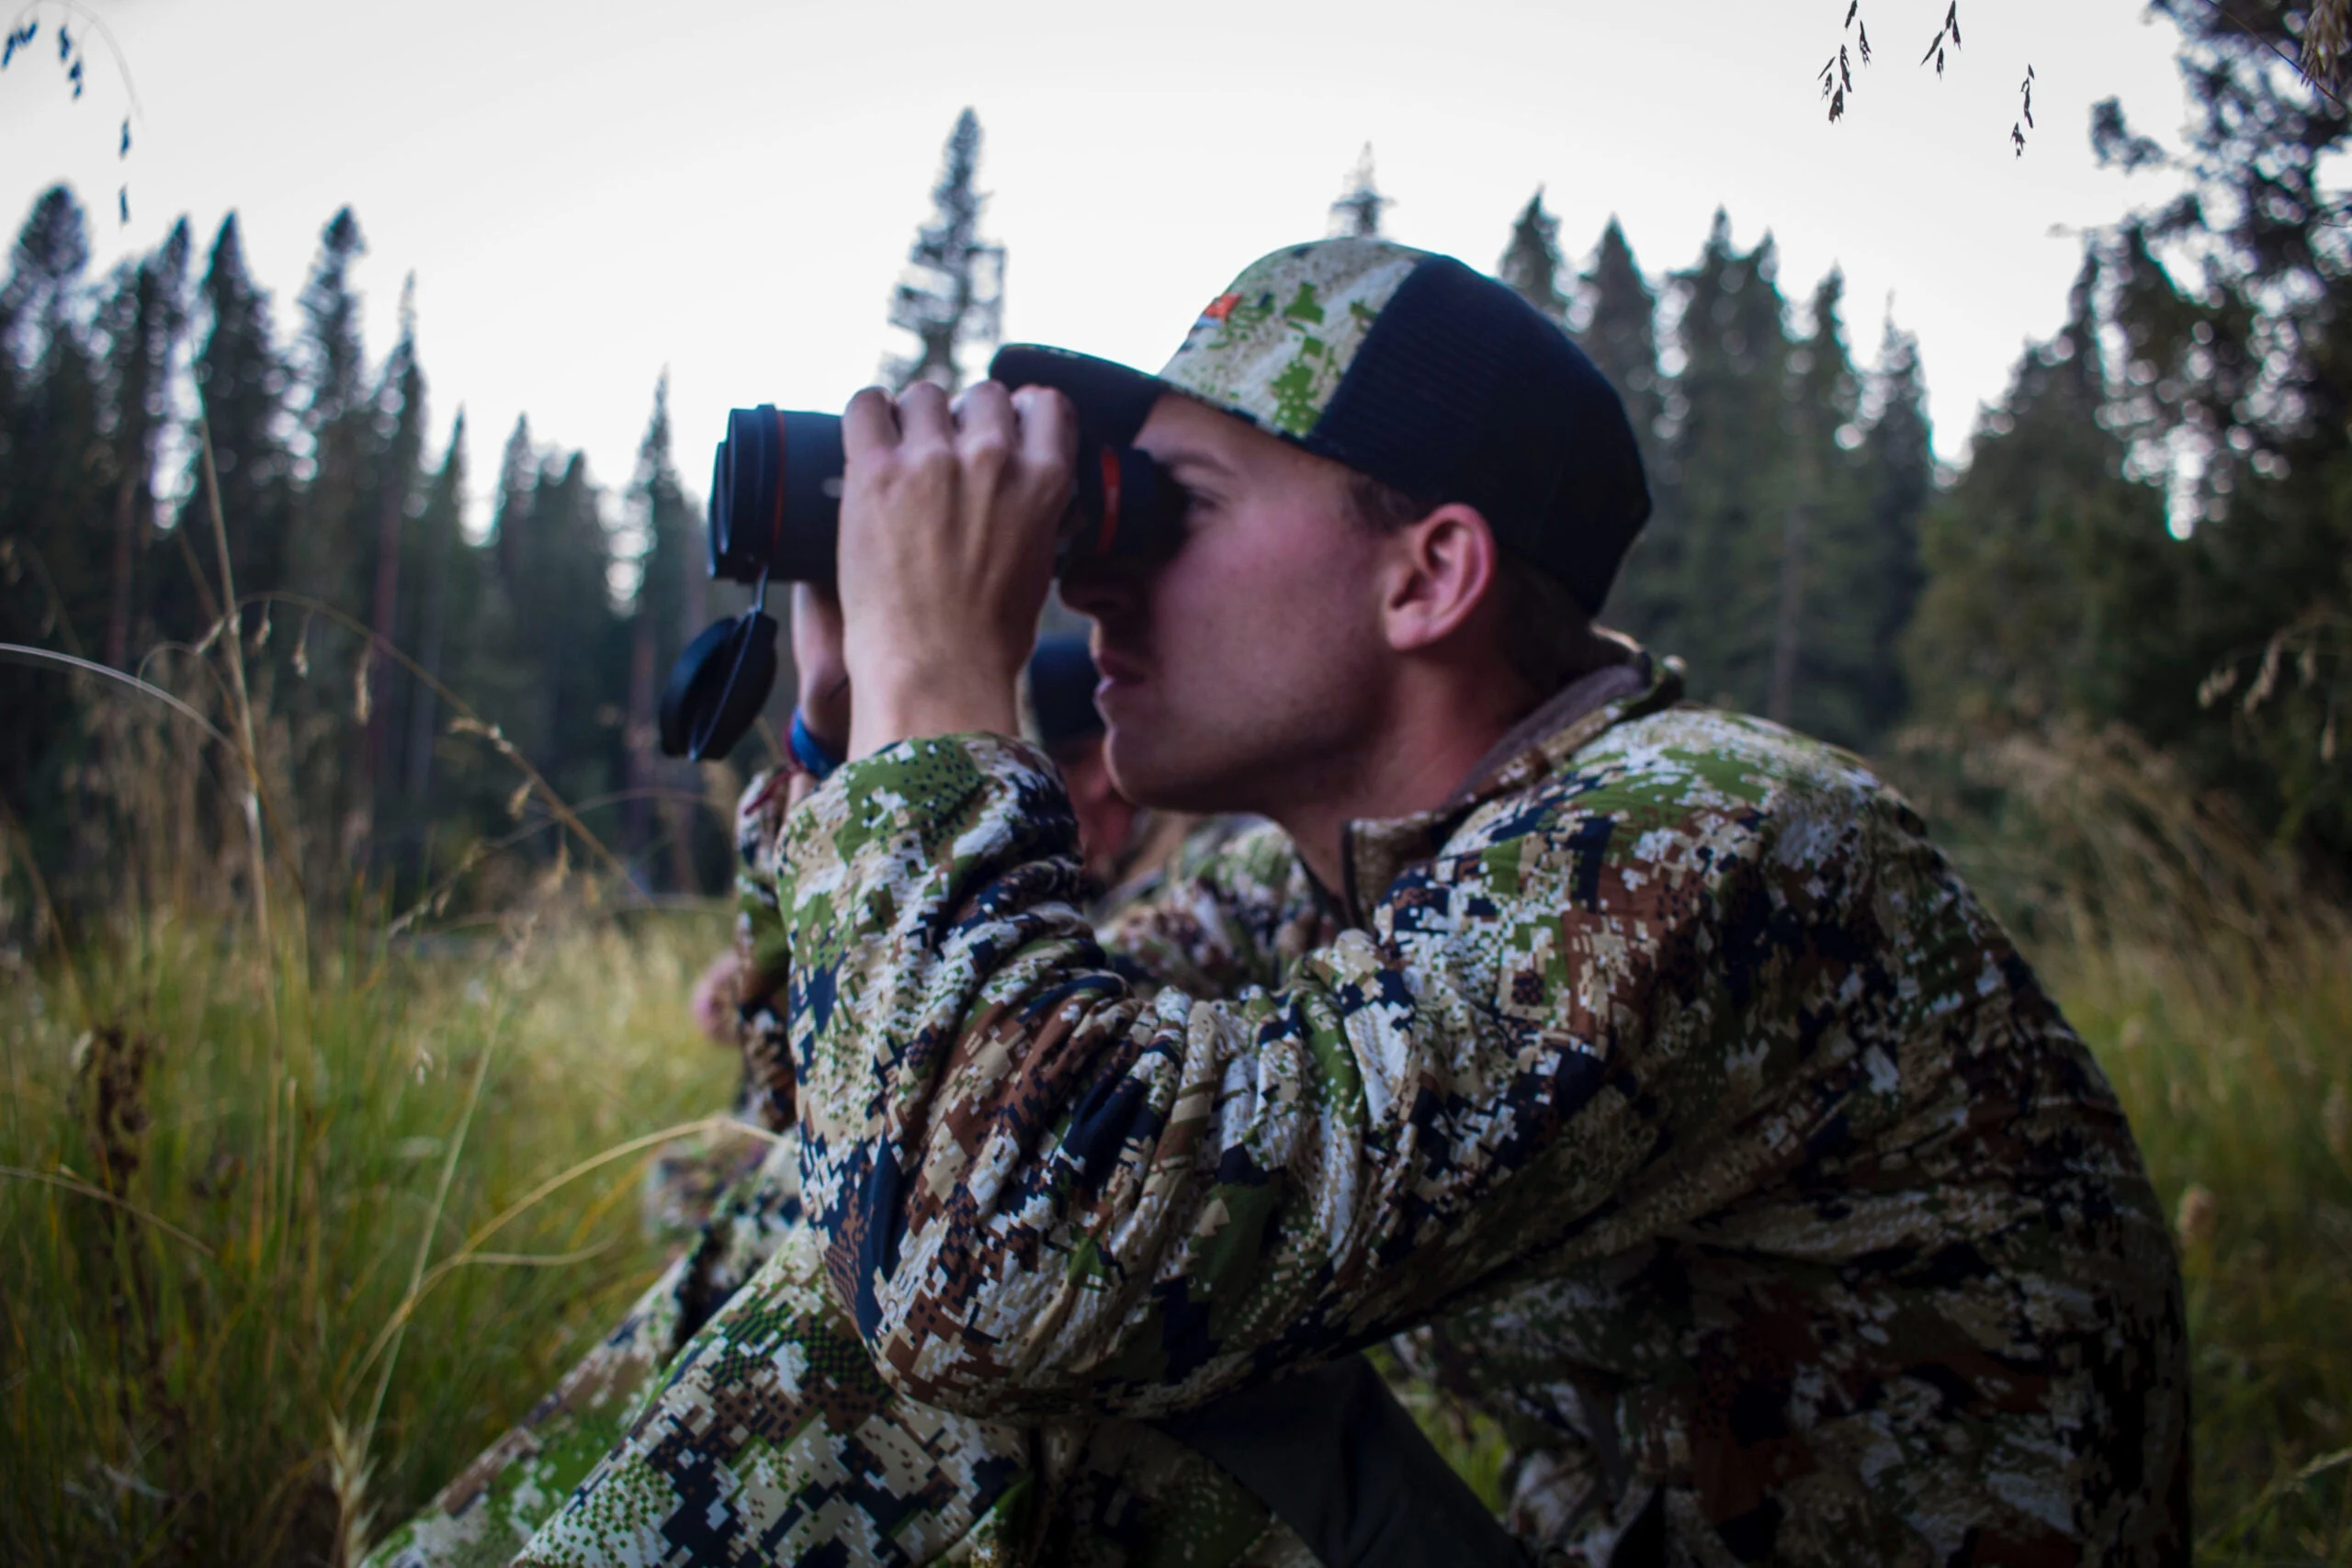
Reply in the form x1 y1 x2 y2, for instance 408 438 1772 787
1907 0 2352 874
0 198 744 935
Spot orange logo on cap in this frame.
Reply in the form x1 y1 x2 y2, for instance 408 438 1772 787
1198 292 1241 322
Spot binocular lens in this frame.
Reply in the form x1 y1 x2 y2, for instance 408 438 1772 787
710 407 847 586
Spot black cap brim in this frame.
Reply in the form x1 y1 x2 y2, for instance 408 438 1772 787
989 344 1170 447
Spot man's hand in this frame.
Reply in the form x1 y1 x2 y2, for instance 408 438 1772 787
837 380 1075 760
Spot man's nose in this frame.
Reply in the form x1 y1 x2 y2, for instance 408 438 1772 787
1058 555 1138 622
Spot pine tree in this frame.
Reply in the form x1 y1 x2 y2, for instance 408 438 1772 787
1578 220 1666 458
488 413 535 594
174 213 294 640
1767 269 1883 747
1 186 100 601
1 186 101 651
291 207 370 611
544 452 626 810
623 373 707 884
1853 316 1932 739
1905 254 2172 730
424 412 548 863
362 276 426 804
0 185 87 354
885 108 1005 392
486 438 623 809
95 218 192 669
1329 144 1387 238
401 412 466 810
0 186 103 839
2082 8 2352 862
483 415 546 762
1498 189 1566 322
1655 211 1797 712
1573 219 1669 637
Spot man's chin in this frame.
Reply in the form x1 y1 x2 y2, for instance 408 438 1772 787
1103 731 1243 817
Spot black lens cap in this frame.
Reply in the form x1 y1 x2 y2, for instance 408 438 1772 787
658 610 779 761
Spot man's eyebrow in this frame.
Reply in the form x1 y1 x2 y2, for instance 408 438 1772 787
1148 446 1236 478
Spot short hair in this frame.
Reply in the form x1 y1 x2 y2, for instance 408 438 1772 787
1346 471 1610 697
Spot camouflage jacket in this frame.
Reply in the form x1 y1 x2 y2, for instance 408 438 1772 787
752 651 2186 1565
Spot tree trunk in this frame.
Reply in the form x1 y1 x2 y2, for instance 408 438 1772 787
403 518 452 807
105 464 142 669
1769 501 1806 725
364 466 409 820
625 613 658 881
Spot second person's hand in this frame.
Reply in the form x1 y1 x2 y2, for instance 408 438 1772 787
789 581 850 755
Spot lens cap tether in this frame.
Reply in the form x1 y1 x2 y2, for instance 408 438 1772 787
657 577 779 762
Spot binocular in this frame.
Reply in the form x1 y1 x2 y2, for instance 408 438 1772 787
658 404 1182 762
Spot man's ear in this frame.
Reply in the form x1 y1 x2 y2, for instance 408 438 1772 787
1379 502 1502 655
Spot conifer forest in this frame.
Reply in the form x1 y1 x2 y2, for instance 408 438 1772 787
2 3 2350 1564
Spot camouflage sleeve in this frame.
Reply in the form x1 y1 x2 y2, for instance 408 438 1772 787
1091 818 1333 998
731 771 799 1131
765 733 1818 1424
736 770 796 1003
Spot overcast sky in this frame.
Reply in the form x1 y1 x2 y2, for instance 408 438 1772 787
4 0 2192 536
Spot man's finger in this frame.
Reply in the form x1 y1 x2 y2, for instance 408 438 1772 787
897 379 953 447
841 386 900 463
956 379 1016 449
1012 385 1080 478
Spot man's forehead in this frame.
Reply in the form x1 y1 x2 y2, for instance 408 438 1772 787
1136 391 1309 477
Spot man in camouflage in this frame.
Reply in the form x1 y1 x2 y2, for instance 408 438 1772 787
372 238 2187 1566
636 636 1246 1246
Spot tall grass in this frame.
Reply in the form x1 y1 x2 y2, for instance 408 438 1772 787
0 906 738 1564
2068 940 2352 1563
1894 721 2352 1564
1 466 746 1563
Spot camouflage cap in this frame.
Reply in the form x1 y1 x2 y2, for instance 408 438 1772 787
991 237 1651 615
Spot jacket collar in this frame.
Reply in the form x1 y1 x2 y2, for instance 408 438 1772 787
1336 644 1685 929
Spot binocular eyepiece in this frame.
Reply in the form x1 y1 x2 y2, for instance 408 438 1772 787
659 403 1182 762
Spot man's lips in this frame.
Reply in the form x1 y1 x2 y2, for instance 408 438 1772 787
1093 647 1149 690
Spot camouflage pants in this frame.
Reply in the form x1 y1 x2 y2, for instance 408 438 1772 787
366 1131 1317 1568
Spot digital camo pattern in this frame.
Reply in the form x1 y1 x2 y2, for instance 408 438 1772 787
508 1213 1315 1568
374 785 1316 1568
366 1132 807 1568
378 1138 1317 1568
747 652 2185 1563
642 1123 774 1241
379 653 2186 1565
1159 238 1424 437
639 800 1257 1245
637 772 804 1243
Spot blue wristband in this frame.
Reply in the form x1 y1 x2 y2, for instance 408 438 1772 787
789 708 842 782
